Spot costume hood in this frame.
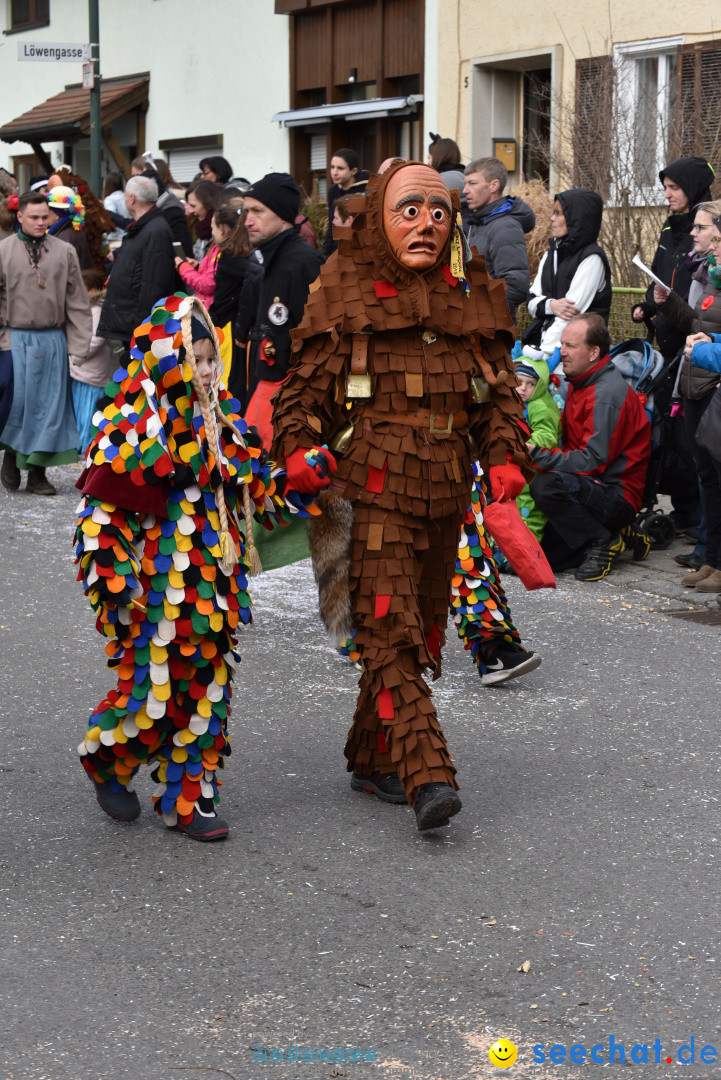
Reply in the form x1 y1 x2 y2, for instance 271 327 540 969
292 159 514 346
516 354 550 399
659 157 715 210
554 189 603 257
86 293 256 494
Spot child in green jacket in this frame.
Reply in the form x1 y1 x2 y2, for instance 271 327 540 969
514 355 562 540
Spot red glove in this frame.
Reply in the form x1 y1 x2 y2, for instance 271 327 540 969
488 462 526 502
285 445 337 495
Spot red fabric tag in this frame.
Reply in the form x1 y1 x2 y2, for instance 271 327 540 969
702 295 714 310
376 730 389 753
374 280 399 298
441 265 458 287
374 593 391 619
366 460 387 493
378 686 394 720
425 623 441 657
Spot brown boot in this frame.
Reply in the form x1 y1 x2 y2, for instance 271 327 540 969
26 466 56 496
694 569 721 592
681 564 714 586
1 450 20 491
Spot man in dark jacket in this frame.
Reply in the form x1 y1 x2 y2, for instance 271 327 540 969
98 175 175 349
632 156 715 359
141 167 193 257
463 157 535 317
529 313 651 581
240 172 323 446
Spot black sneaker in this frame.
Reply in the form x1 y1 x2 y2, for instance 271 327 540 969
620 524 651 561
1 451 20 491
351 770 407 804
574 533 625 581
91 776 140 822
411 783 462 831
480 646 542 686
174 809 229 841
674 551 704 570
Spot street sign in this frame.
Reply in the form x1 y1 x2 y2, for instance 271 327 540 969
17 41 91 62
82 62 95 89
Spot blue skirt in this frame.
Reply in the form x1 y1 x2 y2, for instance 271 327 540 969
0 327 79 466
71 378 104 453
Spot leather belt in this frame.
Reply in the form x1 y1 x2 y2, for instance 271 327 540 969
361 405 468 434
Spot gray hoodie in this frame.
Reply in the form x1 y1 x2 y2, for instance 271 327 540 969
466 196 535 316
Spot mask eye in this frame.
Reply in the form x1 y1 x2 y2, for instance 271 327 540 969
402 204 420 219
431 207 447 223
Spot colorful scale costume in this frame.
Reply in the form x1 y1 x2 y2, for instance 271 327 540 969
76 294 314 827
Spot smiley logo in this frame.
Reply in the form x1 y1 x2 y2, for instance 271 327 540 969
488 1038 518 1068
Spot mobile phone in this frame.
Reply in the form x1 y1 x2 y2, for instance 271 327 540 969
173 242 186 260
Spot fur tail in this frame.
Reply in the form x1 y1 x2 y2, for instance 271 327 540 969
307 491 354 643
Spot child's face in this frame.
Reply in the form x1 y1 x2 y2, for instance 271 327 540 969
193 337 216 392
515 373 538 402
211 215 229 246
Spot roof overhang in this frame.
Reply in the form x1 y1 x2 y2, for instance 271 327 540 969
0 75 149 145
271 95 423 127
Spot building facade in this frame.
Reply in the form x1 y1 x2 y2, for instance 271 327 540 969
0 0 290 190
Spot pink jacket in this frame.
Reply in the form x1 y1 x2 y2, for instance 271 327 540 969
178 243 220 308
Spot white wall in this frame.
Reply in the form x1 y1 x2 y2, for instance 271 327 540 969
0 0 290 185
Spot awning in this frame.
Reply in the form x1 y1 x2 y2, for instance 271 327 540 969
0 75 149 144
271 95 423 127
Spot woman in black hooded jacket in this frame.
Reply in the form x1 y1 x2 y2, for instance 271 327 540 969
523 188 611 362
631 156 715 360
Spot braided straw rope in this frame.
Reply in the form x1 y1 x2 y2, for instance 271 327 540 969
180 299 262 576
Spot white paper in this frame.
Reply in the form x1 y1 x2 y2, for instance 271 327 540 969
632 253 671 292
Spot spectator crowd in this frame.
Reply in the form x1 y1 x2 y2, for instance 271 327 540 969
0 142 719 602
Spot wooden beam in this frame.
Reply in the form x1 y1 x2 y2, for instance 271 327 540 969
102 127 129 177
29 141 53 173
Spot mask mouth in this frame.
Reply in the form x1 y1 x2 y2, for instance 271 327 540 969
408 239 436 253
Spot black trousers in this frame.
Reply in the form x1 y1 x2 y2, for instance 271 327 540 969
530 472 635 571
683 391 721 569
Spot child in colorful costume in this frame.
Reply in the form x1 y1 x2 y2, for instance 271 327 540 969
273 161 532 831
75 294 315 840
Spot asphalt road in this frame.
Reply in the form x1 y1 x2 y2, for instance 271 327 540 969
1 465 719 1080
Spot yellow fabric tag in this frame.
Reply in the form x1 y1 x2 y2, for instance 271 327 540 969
449 216 464 280
405 371 424 398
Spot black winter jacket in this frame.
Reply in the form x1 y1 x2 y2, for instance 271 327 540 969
633 156 715 359
466 196 535 315
98 207 175 342
240 227 323 400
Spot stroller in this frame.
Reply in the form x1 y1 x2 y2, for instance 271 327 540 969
610 338 696 549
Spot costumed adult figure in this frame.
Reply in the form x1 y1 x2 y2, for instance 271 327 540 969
0 191 91 495
272 160 532 831
75 294 316 840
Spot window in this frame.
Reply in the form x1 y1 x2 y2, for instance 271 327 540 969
675 40 721 161
614 37 682 195
10 0 49 30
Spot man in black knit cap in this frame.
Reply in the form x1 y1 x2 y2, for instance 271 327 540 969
239 172 323 446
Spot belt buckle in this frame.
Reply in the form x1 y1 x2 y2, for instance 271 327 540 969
429 411 453 435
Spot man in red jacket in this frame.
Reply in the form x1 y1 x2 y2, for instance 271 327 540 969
529 313 651 581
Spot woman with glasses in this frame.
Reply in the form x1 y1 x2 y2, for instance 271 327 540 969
653 201 721 593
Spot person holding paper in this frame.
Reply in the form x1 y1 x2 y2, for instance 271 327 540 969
631 157 715 360
651 202 721 593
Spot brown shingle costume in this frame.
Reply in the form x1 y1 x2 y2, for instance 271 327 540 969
271 162 531 817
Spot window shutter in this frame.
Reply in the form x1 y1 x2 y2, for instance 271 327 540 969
309 134 327 171
675 41 721 160
574 55 612 196
167 145 223 183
